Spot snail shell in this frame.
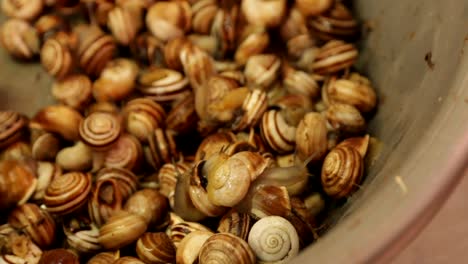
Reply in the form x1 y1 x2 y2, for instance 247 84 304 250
312 40 358 75
199 233 256 264
95 167 138 200
31 129 60 161
52 75 93 110
235 26 269 65
8 203 56 248
93 58 139 102
138 68 190 102
249 185 292 219
217 209 252 240
321 145 364 198
260 109 296 154
283 64 320 99
232 89 268 132
87 252 120 264
241 0 286 28
194 131 236 162
325 103 366 134
205 151 270 207
191 0 218 34
122 98 166 143
39 249 79 264
168 221 212 248
295 112 328 163
166 94 199 135
244 54 281 90
124 189 169 226
34 14 67 43
0 111 28 149
327 74 377 113
163 36 187 71
296 0 333 17
88 178 126 227
99 211 148 250
63 217 101 254
173 169 207 222
79 111 122 151
1 0 44 21
114 257 145 264
158 161 191 206
40 36 74 79
336 134 370 158
56 141 93 171
33 162 62 201
211 6 238 58
248 216 299 263
0 18 39 60
146 1 192 42
136 232 176 264
0 160 37 210
44 172 92 215
30 105 83 141
309 2 359 41
107 6 142 46
179 42 216 92
76 25 117 77
104 133 143 171
176 230 213 264
145 128 178 170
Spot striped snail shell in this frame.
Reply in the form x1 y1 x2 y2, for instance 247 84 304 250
122 98 166 143
321 145 364 198
260 109 296 154
166 93 199 135
158 161 191 207
40 36 73 79
176 230 213 264
0 111 28 149
98 211 148 250
107 6 142 46
8 203 56 248
79 111 122 151
217 209 252 241
44 172 92 215
0 18 40 60
0 160 37 210
104 133 143 171
95 167 138 200
145 128 178 170
191 0 218 34
86 252 119 264
312 40 358 75
114 257 146 264
33 162 62 201
232 89 268 132
138 68 190 103
63 217 101 254
136 232 176 264
309 2 359 41
168 221 212 248
199 233 256 264
30 105 83 141
88 177 126 227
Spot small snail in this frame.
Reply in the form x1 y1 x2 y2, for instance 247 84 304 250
198 233 256 264
136 232 176 264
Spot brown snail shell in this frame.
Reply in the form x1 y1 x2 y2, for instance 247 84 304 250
95 167 139 200
104 133 143 171
136 232 176 264
1 0 44 21
309 2 359 41
107 6 142 46
179 42 216 92
76 25 117 77
44 172 92 215
232 89 268 132
0 111 28 149
272 93 314 127
235 26 269 65
312 40 358 75
296 0 333 17
191 0 218 34
166 94 199 135
87 252 120 264
34 14 67 43
336 134 370 158
93 58 139 102
199 233 256 264
79 111 122 151
114 257 146 264
163 36 187 71
260 109 297 154
217 209 252 240
33 162 62 201
210 5 238 58
244 54 281 90
146 1 192 42
30 105 84 141
138 68 190 102
0 18 39 60
283 64 320 99
145 128 178 170
205 151 270 207
40 36 74 79
56 141 93 171
321 145 364 198
63 217 101 254
325 103 366 134
168 221 212 248
176 230 213 264
248 184 292 219
122 98 166 143
8 203 56 248
327 73 377 113
241 0 286 28
124 189 169 226
248 216 299 263
52 75 93 110
194 131 236 162
98 211 148 250
295 112 328 163
39 249 79 264
0 160 37 210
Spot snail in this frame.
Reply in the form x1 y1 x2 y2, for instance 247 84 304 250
136 232 176 264
198 233 256 264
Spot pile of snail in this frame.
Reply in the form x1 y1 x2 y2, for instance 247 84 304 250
0 0 378 263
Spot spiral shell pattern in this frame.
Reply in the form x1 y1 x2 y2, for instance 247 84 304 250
122 98 166 143
232 89 268 132
199 233 256 264
309 3 359 41
87 252 119 264
136 232 176 264
260 109 296 154
146 128 178 170
8 203 56 248
95 167 138 200
98 211 147 250
248 216 299 263
44 172 92 215
321 145 364 198
79 111 121 150
138 68 190 102
77 26 116 77
168 221 212 248
0 111 28 149
217 209 252 240
64 222 101 254
104 134 143 171
312 40 358 75
41 37 73 79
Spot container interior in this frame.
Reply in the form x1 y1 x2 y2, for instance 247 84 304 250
1 1 467 262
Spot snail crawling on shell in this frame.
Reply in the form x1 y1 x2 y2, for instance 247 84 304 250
0 0 378 262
